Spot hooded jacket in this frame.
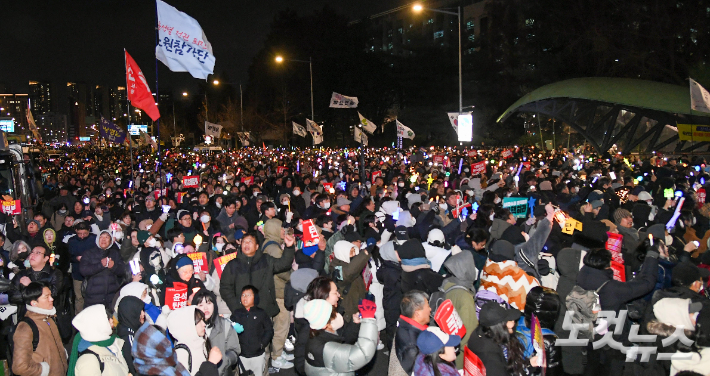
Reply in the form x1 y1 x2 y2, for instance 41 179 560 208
304 318 378 376
219 241 294 317
489 218 512 242
441 251 478 368
168 306 208 376
12 306 68 376
263 219 290 299
117 296 144 376
79 230 126 307
330 241 370 322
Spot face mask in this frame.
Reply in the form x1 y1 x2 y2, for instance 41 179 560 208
200 215 210 223
330 313 344 331
148 238 158 248
322 202 331 209
106 190 112 196
253 192 259 197
214 243 225 252
693 217 697 225
282 200 289 206
464 168 470 173
24 259 31 268
665 234 673 245
59 209 67 215
466 190 473 197
143 296 152 304
439 203 448 212
494 197 501 204
293 190 301 196
398 182 404 187
215 202 222 208
489 213 495 221
297 223 303 232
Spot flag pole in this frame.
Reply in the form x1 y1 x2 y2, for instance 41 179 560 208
124 49 135 190
154 0 163 192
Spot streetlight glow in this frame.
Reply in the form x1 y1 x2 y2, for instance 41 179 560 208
213 80 219 85
275 56 284 63
412 4 423 12
182 92 188 96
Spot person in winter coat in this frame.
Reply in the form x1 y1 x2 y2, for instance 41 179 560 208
67 221 96 313
515 286 562 376
68 304 130 376
303 298 378 376
330 240 369 322
79 230 126 307
670 307 710 375
413 327 460 376
219 232 295 317
552 246 586 375
513 205 553 281
132 321 221 376
215 198 248 241
392 290 431 375
42 228 69 274
422 229 451 273
10 245 64 306
230 285 273 376
376 239 402 352
163 255 208 305
399 239 444 295
467 302 531 376
116 296 145 376
440 250 478 368
479 239 540 311
11 282 68 376
192 289 241 376
167 306 214 376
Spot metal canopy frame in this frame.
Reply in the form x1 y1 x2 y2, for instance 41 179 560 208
510 98 710 154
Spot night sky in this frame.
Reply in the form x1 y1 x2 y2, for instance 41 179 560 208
2 0 394 109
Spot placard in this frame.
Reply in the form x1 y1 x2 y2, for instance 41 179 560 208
502 197 528 218
470 161 486 175
371 170 382 182
213 252 237 278
176 192 186 204
362 264 373 291
165 282 188 310
434 299 467 339
241 176 254 186
1 200 21 215
154 189 167 199
502 149 513 159
464 346 486 376
561 218 582 235
322 182 333 193
182 175 199 188
433 155 444 164
605 232 623 262
302 219 319 245
467 150 477 157
187 252 208 274
698 188 706 208
611 261 626 282
277 166 288 175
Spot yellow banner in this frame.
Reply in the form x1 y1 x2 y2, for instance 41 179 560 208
677 124 710 142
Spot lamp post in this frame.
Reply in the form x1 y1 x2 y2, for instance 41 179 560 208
275 55 315 122
413 3 462 114
212 80 244 131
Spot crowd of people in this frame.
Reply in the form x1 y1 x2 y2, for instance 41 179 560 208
0 143 709 376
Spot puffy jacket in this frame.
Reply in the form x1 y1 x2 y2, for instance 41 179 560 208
304 318 378 376
10 264 64 305
79 231 126 307
207 316 241 376
230 306 273 358
74 338 129 376
11 309 68 376
401 267 443 296
67 233 97 280
219 243 294 317
394 316 426 374
168 306 208 376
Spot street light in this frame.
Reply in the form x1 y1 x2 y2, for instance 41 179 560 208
213 80 220 85
211 80 244 131
275 55 315 122
182 92 188 96
412 3 462 114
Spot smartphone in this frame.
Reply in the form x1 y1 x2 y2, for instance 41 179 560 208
129 260 141 275
162 205 171 213
693 241 700 247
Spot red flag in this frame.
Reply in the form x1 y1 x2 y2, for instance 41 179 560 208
125 50 160 121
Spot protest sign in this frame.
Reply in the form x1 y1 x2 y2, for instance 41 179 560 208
470 161 486 175
434 299 467 339
1 200 20 215
187 252 208 274
182 175 199 188
165 282 188 310
213 253 237 278
302 219 319 245
502 197 528 218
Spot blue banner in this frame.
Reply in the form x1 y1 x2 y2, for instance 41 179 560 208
99 116 126 144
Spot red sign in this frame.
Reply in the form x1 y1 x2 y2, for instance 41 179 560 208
522 161 531 170
182 175 199 188
371 170 382 183
502 149 513 159
187 252 208 274
154 189 167 199
302 219 319 245
241 176 254 186
165 282 188 310
277 166 288 175
434 299 467 339
467 150 477 157
470 161 486 175
362 264 373 291
125 50 160 121
213 253 237 278
433 155 444 164
464 346 486 376
176 192 186 204
611 261 626 282
1 200 21 215
322 182 333 192
698 188 706 208
605 232 624 263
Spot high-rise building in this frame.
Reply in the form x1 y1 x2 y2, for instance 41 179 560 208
67 82 88 140
37 113 68 143
0 93 29 132
28 80 54 115
115 86 127 121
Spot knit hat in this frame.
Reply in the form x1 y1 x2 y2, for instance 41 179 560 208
613 208 632 224
416 326 461 355
646 224 667 242
137 230 151 245
303 299 333 329
490 239 516 261
397 239 426 260
539 181 553 191
72 304 113 342
175 256 193 270
336 197 351 208
672 261 710 287
333 241 357 263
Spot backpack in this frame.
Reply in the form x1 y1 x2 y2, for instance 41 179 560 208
564 280 610 339
474 289 510 319
78 348 105 373
19 317 40 352
429 284 470 320
174 343 193 373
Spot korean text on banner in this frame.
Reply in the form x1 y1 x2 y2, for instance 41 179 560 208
125 50 160 121
99 117 126 144
464 346 486 376
434 299 467 339
470 161 486 175
277 166 288 175
156 0 216 80
187 252 208 274
677 124 710 142
302 219 319 245
213 253 237 278
165 282 188 310
182 175 200 188
396 120 415 140
329 92 358 108
205 121 222 138
1 200 21 215
502 197 528 219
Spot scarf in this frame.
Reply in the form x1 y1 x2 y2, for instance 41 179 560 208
401 257 431 272
133 322 191 376
67 333 117 376
25 304 57 316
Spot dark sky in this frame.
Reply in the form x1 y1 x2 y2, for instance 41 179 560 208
2 0 397 107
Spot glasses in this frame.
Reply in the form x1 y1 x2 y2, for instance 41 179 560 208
30 250 46 257
241 294 253 297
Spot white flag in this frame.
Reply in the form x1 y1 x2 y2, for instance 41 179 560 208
396 120 415 140
447 112 459 133
236 132 251 146
205 121 222 138
690 78 710 113
358 112 377 134
354 127 368 146
329 92 358 108
156 0 216 80
306 119 323 145
292 121 307 137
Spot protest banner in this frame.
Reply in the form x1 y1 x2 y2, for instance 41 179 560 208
165 282 188 310
1 200 21 215
464 346 486 376
213 252 237 278
434 299 467 339
470 161 486 175
187 252 208 274
182 175 199 188
502 197 528 218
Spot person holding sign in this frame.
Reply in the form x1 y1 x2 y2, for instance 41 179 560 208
413 327 460 376
163 255 208 307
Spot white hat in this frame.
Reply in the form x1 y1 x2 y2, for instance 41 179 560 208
427 229 445 244
72 304 113 342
